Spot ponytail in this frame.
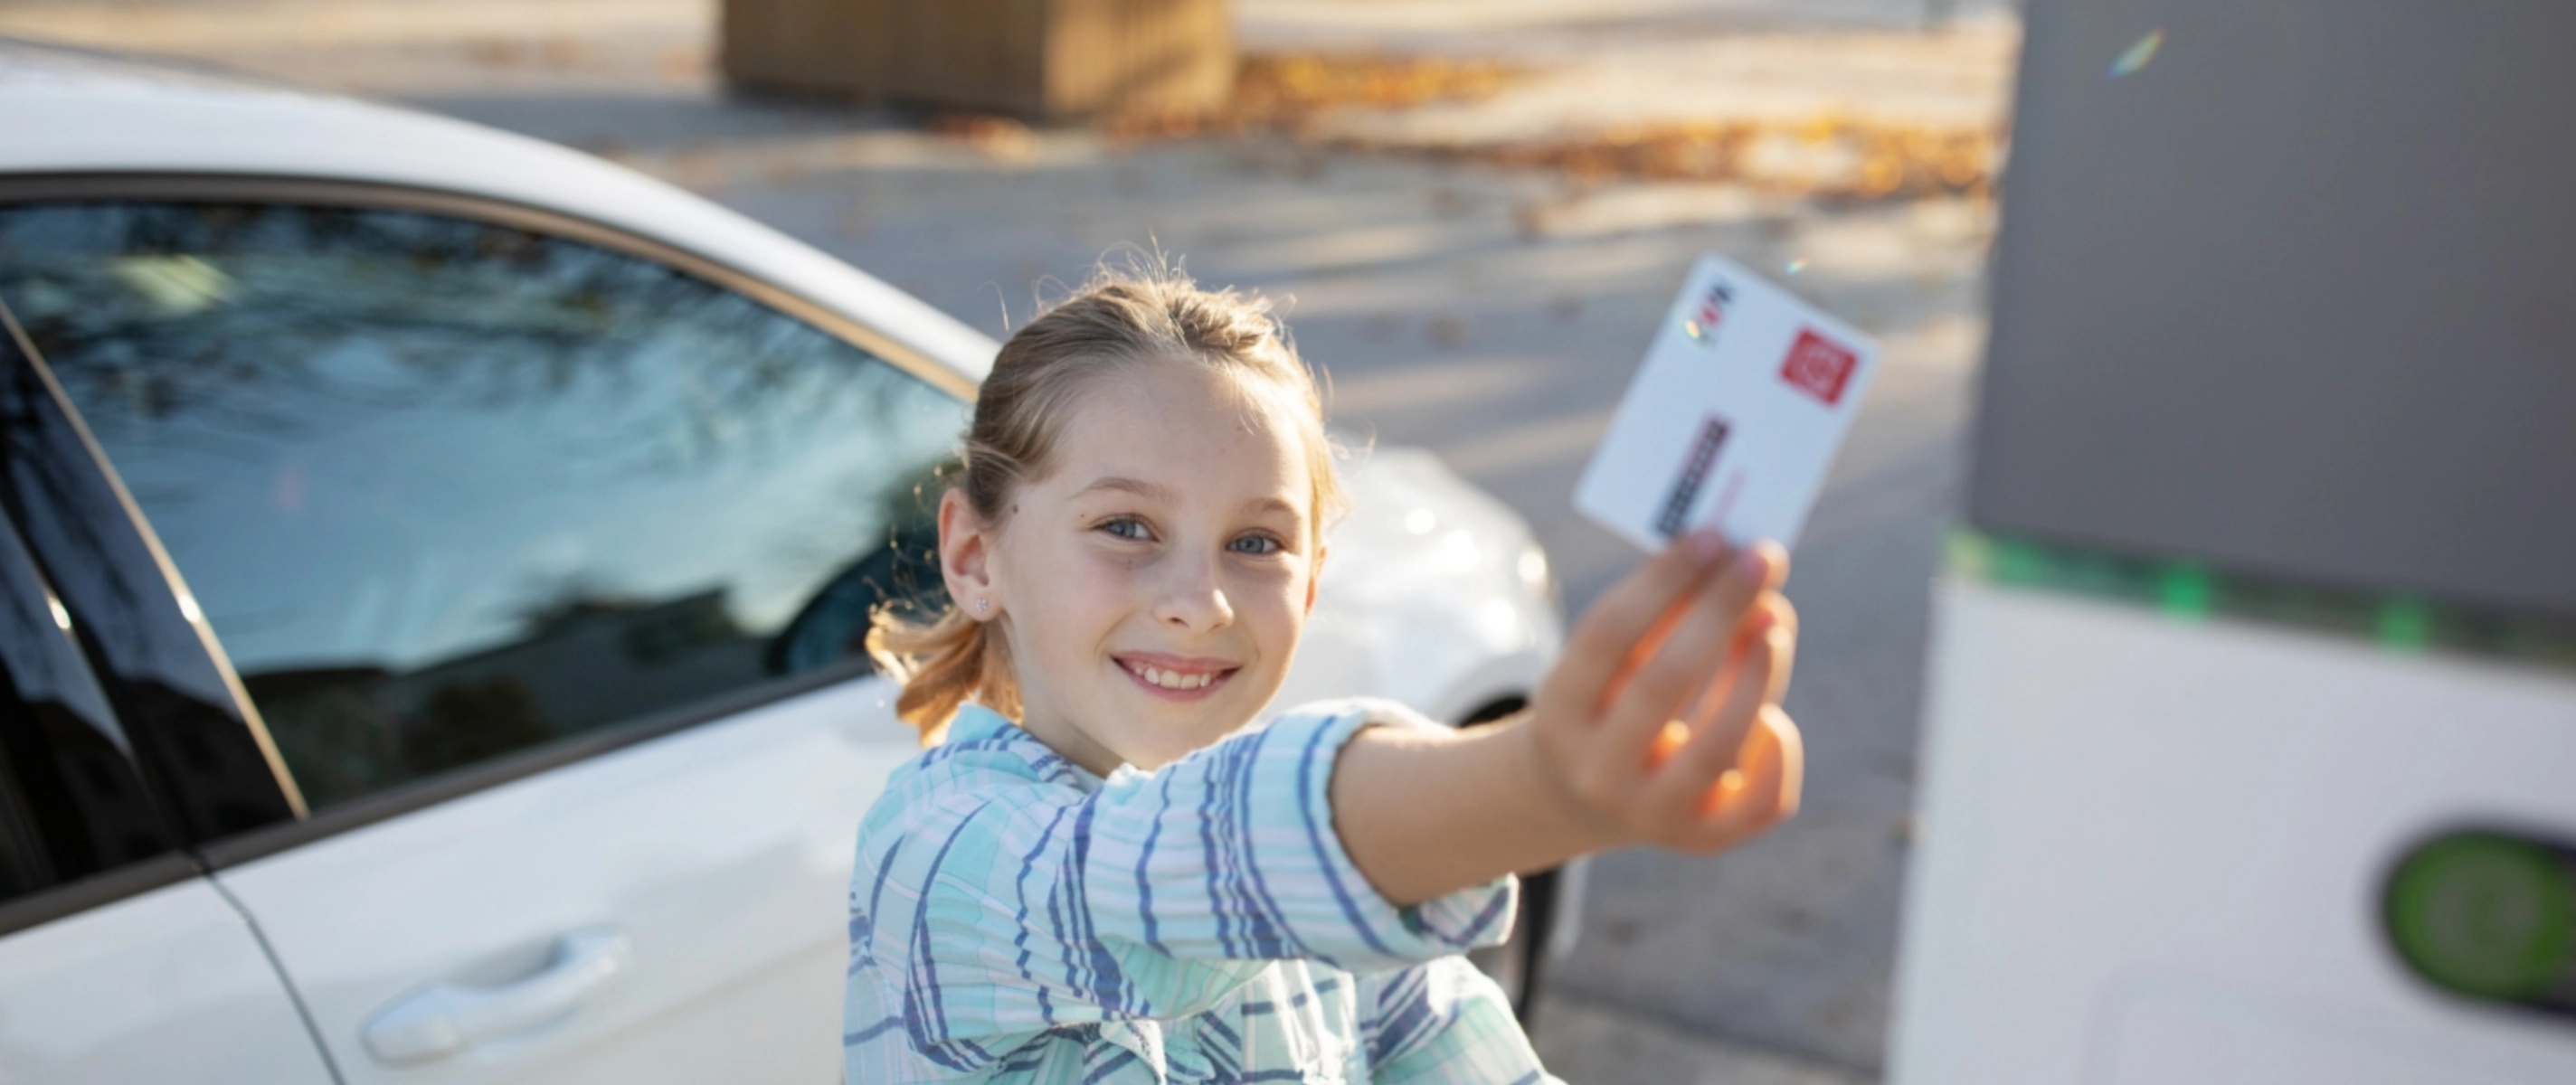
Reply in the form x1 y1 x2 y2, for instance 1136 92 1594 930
867 602 1019 746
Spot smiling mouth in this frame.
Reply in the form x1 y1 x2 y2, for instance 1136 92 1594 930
1116 656 1239 696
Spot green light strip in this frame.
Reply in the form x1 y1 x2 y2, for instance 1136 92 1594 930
1947 531 2576 670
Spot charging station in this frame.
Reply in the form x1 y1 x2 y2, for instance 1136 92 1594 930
1889 2 2576 1080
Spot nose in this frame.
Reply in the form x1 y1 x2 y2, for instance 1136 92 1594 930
1151 551 1234 634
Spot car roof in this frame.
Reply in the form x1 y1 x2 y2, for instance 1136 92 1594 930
0 39 998 383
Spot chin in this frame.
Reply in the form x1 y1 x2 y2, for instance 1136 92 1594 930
1127 711 1255 769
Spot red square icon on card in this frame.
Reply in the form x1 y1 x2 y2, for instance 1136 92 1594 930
1779 329 1858 405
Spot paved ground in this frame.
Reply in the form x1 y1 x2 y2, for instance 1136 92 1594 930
0 2 2023 1078
1532 995 1870 1085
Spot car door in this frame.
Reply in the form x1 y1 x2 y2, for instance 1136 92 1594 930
0 187 971 1082
0 309 333 1082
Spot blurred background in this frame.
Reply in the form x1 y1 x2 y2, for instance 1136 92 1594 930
0 1 2025 1079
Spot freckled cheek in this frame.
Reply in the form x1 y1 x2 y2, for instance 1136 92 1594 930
1009 553 1132 656
1073 552 1154 605
1054 561 1152 651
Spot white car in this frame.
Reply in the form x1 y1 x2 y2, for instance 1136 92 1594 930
0 40 1572 1084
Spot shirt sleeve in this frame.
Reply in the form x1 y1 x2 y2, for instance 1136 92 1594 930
1359 956 1561 1084
861 699 1517 1070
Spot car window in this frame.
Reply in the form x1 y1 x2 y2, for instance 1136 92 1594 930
0 201 966 813
0 324 186 902
0 304 294 847
0 511 178 901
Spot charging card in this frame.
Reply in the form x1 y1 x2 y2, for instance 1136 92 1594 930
1575 254 1880 552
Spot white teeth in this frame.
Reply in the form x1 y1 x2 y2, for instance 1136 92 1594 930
1129 663 1217 691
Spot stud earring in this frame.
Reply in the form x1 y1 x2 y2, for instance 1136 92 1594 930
975 599 991 615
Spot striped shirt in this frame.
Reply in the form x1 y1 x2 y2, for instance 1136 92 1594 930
843 700 1561 1083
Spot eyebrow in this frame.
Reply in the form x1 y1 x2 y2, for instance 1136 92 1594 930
1075 476 1178 504
1239 496 1302 520
1075 476 1305 521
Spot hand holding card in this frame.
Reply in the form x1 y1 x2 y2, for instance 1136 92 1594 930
1517 525 1804 859
1576 255 1880 552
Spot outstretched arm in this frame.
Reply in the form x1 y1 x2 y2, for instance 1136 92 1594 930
1331 531 1803 905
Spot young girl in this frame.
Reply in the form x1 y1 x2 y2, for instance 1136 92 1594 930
844 267 1802 1083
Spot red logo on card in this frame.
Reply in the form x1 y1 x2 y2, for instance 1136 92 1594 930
1779 329 1858 405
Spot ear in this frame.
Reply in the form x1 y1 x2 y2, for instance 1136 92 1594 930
1303 542 1327 616
938 488 999 616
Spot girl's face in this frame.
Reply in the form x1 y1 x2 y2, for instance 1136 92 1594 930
948 360 1321 774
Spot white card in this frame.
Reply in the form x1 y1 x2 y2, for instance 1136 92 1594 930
1575 254 1879 552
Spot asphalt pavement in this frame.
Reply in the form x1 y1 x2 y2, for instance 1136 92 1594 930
0 2 2020 1077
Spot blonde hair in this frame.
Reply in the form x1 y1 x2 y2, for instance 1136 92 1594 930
867 264 1347 743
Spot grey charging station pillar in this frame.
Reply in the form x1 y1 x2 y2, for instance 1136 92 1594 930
1890 1 2576 1081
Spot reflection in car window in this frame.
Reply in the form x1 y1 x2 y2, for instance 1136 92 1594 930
0 465 178 900
0 307 291 845
0 202 966 811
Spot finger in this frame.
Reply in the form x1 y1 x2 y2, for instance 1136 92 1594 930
1539 528 1729 723
1751 595 1798 707
1639 616 1779 816
1603 597 1694 719
1724 707 1801 816
1683 591 1795 732
1620 545 1789 719
1649 592 1795 778
1697 604 1796 778
1646 720 1690 771
1601 547 1776 768
1685 707 1804 850
1598 542 1782 765
1766 709 1804 816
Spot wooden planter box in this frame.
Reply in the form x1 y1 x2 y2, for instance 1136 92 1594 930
721 0 1234 120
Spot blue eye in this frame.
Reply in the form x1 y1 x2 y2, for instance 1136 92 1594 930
1229 534 1284 556
1100 517 1151 542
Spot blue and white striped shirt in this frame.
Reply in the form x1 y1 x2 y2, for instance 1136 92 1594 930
843 700 1560 1082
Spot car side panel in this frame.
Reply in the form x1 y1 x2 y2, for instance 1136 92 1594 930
0 872 336 1083
215 678 920 1084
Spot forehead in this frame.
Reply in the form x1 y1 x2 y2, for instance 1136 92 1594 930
1044 363 1314 509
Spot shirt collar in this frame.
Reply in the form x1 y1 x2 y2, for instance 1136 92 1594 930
945 703 1109 790
945 703 1019 744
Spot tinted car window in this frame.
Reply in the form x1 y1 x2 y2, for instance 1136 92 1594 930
0 304 290 848
0 202 965 811
0 511 175 900
0 321 186 900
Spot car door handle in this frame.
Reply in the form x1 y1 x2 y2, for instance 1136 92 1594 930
363 928 634 1065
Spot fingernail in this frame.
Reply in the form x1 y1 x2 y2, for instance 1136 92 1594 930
1736 544 1773 580
1686 528 1728 564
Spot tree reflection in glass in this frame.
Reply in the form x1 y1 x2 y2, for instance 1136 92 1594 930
0 202 967 809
